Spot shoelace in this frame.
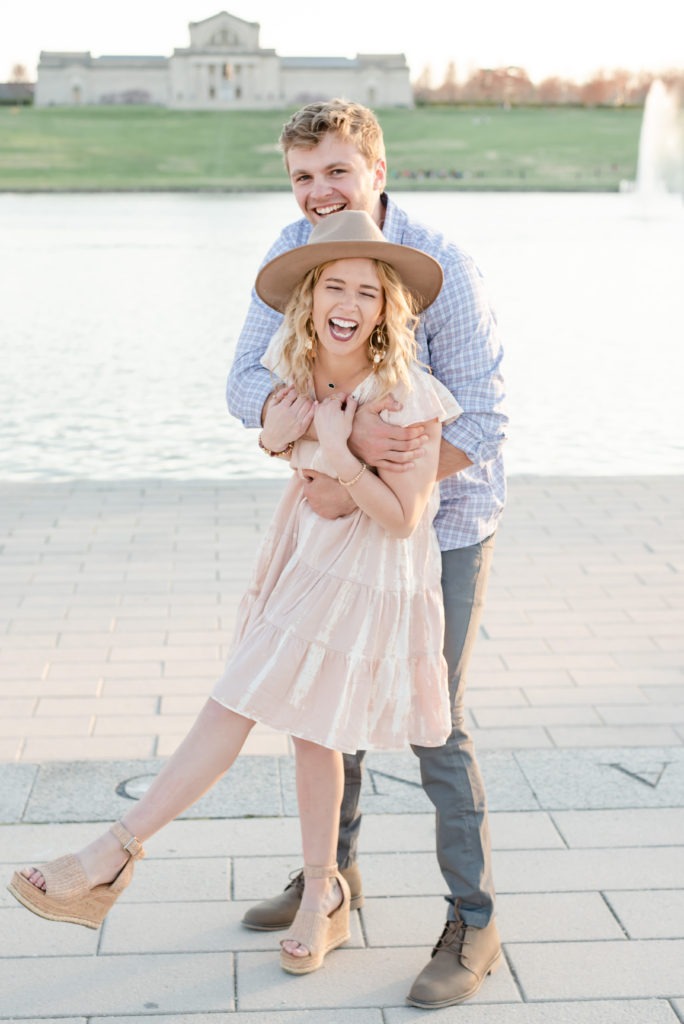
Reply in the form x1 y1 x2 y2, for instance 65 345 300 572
431 919 469 959
285 870 305 894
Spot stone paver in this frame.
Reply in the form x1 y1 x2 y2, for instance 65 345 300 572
507 939 684 1000
386 1002 682 1023
605 889 684 938
0 953 234 1016
1 475 683 1021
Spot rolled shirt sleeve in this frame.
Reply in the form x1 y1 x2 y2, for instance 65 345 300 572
383 201 508 548
420 247 507 468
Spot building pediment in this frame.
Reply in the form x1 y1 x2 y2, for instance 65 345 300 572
188 11 260 52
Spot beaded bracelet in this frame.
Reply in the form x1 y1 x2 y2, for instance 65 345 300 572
338 462 367 487
258 433 295 458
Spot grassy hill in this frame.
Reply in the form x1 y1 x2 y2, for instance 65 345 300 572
0 104 642 191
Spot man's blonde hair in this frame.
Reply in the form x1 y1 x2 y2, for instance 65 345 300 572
279 99 386 168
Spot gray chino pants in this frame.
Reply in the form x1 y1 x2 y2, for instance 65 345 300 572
336 533 497 928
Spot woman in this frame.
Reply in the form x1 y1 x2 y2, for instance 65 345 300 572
8 210 460 976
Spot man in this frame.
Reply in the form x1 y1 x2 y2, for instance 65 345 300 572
226 99 507 1009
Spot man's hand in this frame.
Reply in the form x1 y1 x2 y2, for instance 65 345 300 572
349 395 428 472
300 470 356 519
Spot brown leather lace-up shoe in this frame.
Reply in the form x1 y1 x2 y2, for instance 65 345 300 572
241 863 364 931
407 912 502 1008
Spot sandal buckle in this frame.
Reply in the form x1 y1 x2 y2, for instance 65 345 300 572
122 835 143 857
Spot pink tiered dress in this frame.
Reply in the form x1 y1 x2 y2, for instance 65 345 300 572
211 364 461 754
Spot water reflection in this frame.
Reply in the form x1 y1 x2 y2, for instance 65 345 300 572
1 191 682 480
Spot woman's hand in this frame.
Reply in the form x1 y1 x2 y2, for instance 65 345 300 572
314 393 357 455
261 385 315 452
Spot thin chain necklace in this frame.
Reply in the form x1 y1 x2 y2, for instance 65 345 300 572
314 361 372 399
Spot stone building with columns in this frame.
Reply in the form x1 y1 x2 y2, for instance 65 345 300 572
35 11 413 109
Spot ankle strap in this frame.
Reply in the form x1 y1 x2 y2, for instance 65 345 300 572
303 863 338 879
110 821 146 860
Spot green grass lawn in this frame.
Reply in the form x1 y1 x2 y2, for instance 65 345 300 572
0 104 642 191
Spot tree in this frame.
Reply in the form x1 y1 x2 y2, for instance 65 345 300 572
10 63 29 83
436 61 459 104
459 66 533 106
580 71 616 107
536 75 581 105
413 64 435 104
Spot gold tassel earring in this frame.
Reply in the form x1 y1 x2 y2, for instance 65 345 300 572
369 324 388 366
305 316 316 354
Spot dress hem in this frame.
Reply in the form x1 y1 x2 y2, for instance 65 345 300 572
209 695 449 755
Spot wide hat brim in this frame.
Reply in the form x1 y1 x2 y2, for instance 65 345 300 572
255 217 443 314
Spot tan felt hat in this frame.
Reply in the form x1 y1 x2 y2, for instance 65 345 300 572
255 209 443 313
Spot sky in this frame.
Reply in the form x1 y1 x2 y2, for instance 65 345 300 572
2 0 683 85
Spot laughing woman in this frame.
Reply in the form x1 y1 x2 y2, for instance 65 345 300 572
8 210 460 976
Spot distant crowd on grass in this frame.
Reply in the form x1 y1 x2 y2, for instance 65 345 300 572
389 163 630 184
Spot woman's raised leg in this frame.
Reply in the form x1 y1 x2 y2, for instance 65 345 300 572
18 699 255 895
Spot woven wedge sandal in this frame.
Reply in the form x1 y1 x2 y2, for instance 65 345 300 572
7 821 145 929
279 863 351 974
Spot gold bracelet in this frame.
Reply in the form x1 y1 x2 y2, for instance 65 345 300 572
258 433 295 458
338 462 367 486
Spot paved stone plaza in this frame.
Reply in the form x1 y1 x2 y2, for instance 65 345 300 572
1 475 683 1022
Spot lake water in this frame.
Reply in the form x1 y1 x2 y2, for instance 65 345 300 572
1 190 683 480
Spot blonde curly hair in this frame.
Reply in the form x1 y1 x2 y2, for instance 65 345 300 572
275 259 419 397
279 99 385 169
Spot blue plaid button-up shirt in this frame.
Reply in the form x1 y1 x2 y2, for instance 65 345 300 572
227 195 508 551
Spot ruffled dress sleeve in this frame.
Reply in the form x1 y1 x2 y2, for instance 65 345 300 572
380 365 462 428
260 323 289 381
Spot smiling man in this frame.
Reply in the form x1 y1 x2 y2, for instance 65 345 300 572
288 130 386 223
227 99 507 1009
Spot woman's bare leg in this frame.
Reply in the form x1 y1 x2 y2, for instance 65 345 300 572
22 699 254 890
122 699 254 840
282 736 344 957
